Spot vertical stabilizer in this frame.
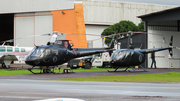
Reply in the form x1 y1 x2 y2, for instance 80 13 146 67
169 36 173 57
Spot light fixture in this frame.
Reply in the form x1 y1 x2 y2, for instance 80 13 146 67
62 11 65 15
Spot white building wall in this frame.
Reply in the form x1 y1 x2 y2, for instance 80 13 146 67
0 0 74 14
14 12 52 47
83 0 176 25
85 25 109 48
148 29 180 68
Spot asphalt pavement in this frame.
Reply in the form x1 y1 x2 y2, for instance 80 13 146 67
0 67 180 79
1 79 180 101
0 65 180 101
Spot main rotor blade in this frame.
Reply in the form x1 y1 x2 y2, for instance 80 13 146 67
64 33 103 37
89 32 147 41
1 33 52 43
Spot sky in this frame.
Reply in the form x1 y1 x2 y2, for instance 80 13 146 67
108 0 180 6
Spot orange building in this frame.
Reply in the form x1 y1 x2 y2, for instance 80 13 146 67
52 4 87 48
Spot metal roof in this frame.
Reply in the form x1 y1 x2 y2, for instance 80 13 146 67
138 6 180 21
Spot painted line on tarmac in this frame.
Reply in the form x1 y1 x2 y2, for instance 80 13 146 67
0 96 46 99
0 96 85 101
33 98 84 101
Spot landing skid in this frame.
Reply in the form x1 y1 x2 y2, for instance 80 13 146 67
28 68 58 74
27 66 74 74
107 65 147 72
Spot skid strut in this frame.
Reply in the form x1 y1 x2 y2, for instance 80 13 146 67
107 65 147 72
27 66 74 74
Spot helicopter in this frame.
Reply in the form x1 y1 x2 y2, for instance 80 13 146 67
0 33 56 69
108 31 174 72
25 32 117 73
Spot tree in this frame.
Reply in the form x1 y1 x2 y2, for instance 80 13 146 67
138 21 144 32
101 20 138 46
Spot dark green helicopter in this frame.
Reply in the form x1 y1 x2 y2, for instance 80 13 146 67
108 31 174 72
25 32 117 73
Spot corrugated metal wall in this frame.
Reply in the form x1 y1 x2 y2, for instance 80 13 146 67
83 0 176 25
148 21 178 31
147 21 180 68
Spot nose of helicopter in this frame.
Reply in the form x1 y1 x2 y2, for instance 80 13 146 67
25 56 41 66
25 58 35 66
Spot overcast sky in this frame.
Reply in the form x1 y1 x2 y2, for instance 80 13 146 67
109 0 180 6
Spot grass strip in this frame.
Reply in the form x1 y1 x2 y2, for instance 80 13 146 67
0 69 33 75
43 72 180 83
0 68 116 75
71 68 116 72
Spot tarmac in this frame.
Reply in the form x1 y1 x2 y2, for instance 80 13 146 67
1 64 180 101
0 64 180 80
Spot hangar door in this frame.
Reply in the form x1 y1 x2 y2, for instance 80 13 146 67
14 12 52 47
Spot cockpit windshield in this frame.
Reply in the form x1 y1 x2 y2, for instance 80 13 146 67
27 47 36 57
111 50 126 61
116 51 125 60
30 47 45 57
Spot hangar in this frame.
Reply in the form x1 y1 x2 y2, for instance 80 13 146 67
0 0 87 48
82 0 176 48
0 0 176 49
138 6 180 68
